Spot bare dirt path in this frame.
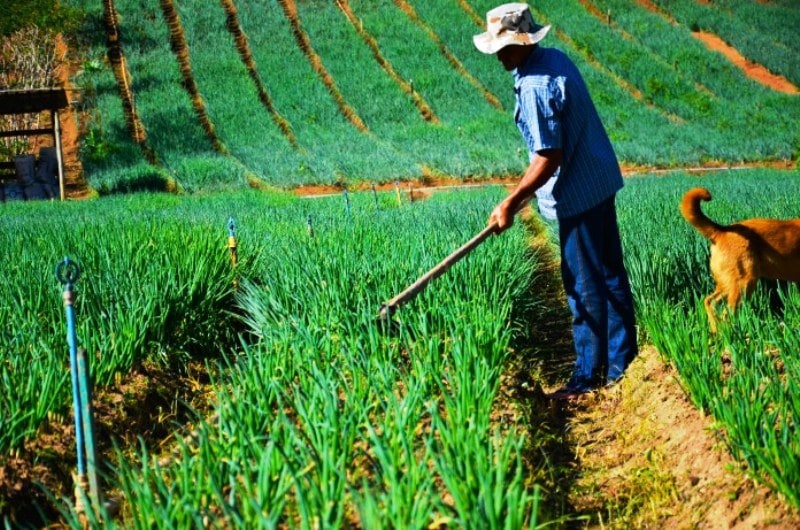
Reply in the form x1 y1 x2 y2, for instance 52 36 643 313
290 160 796 198
565 346 800 528
693 31 799 95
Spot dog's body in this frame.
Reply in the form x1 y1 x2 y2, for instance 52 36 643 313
680 187 800 332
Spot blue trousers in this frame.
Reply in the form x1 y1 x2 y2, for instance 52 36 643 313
558 196 638 389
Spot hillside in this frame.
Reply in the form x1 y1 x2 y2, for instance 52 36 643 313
63 0 799 194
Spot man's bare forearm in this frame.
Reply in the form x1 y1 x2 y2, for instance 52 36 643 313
503 148 562 212
489 148 563 230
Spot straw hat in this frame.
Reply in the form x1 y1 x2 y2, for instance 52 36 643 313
473 3 551 54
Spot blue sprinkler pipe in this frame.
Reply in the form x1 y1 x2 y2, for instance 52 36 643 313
343 188 351 219
56 257 100 514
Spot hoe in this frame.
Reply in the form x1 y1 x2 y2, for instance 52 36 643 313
377 222 499 324
377 198 530 325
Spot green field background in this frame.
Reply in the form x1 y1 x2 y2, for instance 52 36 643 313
66 0 800 193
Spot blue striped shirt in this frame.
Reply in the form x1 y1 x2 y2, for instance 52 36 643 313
513 46 622 219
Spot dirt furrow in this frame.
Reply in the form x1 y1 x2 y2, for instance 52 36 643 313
336 0 439 123
220 0 299 148
277 0 369 133
393 0 503 110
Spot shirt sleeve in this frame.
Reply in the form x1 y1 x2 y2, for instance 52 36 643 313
517 79 564 153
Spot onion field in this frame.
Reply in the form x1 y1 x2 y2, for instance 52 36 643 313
2 187 551 527
2 168 800 527
65 0 799 193
2 0 799 527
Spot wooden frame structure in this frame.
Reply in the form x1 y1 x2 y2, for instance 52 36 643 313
0 88 69 200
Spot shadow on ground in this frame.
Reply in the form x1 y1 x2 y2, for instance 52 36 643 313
500 213 590 527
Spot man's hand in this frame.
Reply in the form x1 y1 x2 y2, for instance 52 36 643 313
488 199 515 233
487 149 562 234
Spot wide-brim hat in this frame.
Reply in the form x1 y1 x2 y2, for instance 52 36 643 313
473 3 551 55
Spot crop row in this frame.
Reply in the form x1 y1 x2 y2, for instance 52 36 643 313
67 0 800 193
617 169 800 509
2 188 556 527
526 0 798 162
651 0 800 86
0 194 239 452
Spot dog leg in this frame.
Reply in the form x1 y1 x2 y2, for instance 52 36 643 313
724 279 757 321
704 289 724 333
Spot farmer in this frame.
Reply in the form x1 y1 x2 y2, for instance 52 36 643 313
474 3 638 399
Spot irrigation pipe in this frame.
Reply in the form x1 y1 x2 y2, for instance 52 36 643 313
295 163 793 200
56 257 101 518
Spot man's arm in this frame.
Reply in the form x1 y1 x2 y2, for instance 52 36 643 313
489 148 563 231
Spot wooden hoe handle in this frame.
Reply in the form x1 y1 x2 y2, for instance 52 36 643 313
378 222 499 320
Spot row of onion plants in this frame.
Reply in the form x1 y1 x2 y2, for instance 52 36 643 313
650 0 799 85
0 193 243 453
616 169 800 509
56 188 553 528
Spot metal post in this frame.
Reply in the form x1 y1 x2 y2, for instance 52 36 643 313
53 109 65 201
371 184 379 210
343 188 351 218
307 214 314 237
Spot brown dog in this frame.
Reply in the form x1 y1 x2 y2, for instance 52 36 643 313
680 187 800 332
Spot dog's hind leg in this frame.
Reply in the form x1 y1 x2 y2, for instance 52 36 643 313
704 288 725 333
724 279 757 319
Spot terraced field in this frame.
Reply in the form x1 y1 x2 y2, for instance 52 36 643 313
1 1 798 528
63 0 799 193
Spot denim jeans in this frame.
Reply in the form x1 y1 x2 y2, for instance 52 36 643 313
558 195 638 390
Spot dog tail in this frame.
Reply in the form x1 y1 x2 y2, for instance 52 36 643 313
680 187 723 242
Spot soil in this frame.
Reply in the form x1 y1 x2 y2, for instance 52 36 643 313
0 360 214 527
692 32 799 95
562 347 800 528
54 34 92 199
290 160 796 198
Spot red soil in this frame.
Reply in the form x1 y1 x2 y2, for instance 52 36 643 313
633 0 798 95
290 160 795 197
693 31 799 95
55 35 91 198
